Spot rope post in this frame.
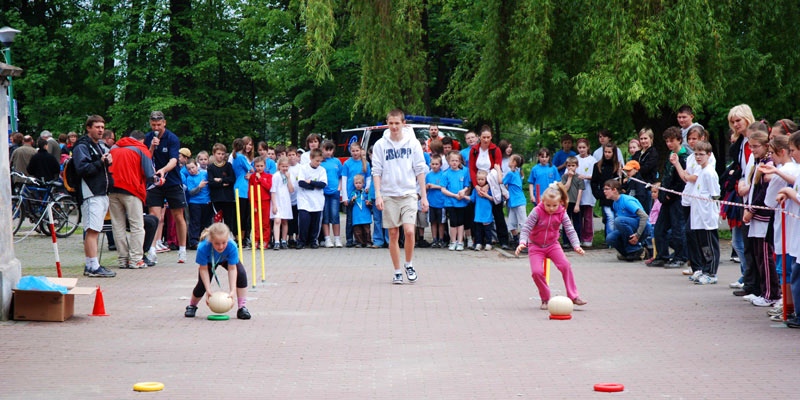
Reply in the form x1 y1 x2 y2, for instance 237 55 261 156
250 186 256 288
235 188 243 261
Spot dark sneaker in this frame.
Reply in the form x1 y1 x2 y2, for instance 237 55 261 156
185 305 197 318
84 265 116 278
732 289 749 297
405 265 417 282
785 317 800 329
280 241 288 249
393 273 403 284
664 260 686 269
648 259 667 267
143 255 157 267
237 306 251 320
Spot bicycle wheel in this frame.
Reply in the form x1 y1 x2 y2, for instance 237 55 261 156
12 195 25 234
47 195 81 238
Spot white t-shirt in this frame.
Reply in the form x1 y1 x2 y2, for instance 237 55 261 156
786 169 800 257
593 147 624 166
682 152 717 206
689 164 720 230
764 162 799 253
288 164 303 205
296 164 327 212
475 148 491 172
577 154 597 206
271 173 293 220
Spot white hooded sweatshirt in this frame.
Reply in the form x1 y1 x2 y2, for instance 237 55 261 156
372 127 428 197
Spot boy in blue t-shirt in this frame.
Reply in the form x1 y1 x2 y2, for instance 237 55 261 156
552 134 577 175
348 175 373 247
184 159 212 249
503 154 526 246
425 154 447 248
471 170 495 251
528 147 559 204
320 141 343 248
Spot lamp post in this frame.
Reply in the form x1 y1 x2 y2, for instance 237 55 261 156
0 27 20 133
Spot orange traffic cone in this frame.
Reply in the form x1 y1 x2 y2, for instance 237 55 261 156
90 285 109 317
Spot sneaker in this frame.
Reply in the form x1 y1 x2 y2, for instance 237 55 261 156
729 281 744 289
323 237 334 248
664 260 686 269
682 268 694 276
732 289 748 296
431 241 440 249
485 244 493 251
417 239 431 248
731 256 741 263
108 244 117 251
581 241 593 247
237 306 251 320
572 297 588 306
393 273 403 284
131 260 147 269
467 238 474 248
695 274 718 285
147 248 158 262
184 305 197 318
177 250 187 264
474 244 483 251
156 241 170 253
770 314 786 322
751 297 777 307
84 265 117 278
405 264 417 282
118 258 131 269
742 294 758 302
648 259 666 267
500 243 510 250
273 241 280 250
617 253 627 261
455 242 464 251
767 306 783 317
310 242 319 249
345 241 355 248
143 255 157 267
334 237 343 248
785 317 800 328
689 270 703 282
448 242 457 251
281 241 288 249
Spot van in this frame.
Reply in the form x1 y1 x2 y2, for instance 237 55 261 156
334 119 468 162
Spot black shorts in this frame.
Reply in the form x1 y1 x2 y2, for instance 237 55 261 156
446 206 467 227
146 185 187 209
429 207 446 224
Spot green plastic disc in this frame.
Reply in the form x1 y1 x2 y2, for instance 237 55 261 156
207 314 230 321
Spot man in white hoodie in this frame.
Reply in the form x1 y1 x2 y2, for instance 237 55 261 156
373 109 429 284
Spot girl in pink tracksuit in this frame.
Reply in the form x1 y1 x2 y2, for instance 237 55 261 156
516 183 588 310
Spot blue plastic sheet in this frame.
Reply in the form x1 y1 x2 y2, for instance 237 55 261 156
16 276 69 294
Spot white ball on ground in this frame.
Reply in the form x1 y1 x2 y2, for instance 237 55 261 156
208 292 234 314
547 295 574 316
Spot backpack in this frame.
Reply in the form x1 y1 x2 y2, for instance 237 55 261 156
60 157 80 194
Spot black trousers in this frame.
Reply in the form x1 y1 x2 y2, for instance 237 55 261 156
491 202 509 245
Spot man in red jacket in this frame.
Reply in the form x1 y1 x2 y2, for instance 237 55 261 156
108 130 154 269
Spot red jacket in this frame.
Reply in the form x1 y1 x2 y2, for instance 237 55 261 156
468 143 502 187
109 137 153 202
248 172 272 213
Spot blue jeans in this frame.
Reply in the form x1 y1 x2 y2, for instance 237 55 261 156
606 216 649 255
731 226 747 283
792 261 800 317
776 254 795 285
371 205 386 246
602 206 615 237
322 194 340 225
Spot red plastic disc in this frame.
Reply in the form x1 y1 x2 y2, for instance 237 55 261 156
594 383 624 392
549 314 572 320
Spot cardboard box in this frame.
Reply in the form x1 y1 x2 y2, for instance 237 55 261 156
13 278 96 322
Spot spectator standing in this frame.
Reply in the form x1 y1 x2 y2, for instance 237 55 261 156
631 128 659 213
27 138 61 182
184 158 212 250
39 130 61 161
74 115 116 277
575 138 596 247
552 134 576 175
108 130 154 270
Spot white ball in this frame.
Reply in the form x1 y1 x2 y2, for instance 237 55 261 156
547 296 574 316
208 292 234 314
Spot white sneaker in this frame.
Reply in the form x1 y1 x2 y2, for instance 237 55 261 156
323 237 334 248
729 281 744 289
474 244 483 251
581 241 593 247
156 241 170 253
695 274 718 285
485 244 493 251
742 294 757 302
147 248 158 263
393 273 403 284
334 237 343 248
448 242 457 251
455 242 464 251
751 297 777 307
467 238 474 248
682 268 695 276
177 250 187 264
689 270 703 282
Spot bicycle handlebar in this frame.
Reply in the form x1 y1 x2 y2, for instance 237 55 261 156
11 171 62 188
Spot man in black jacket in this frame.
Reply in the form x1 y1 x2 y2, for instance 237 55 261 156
73 115 116 278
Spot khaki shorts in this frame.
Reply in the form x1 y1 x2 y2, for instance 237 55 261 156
416 210 429 228
81 195 109 232
382 195 418 229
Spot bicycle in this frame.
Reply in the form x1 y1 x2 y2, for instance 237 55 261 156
11 172 81 238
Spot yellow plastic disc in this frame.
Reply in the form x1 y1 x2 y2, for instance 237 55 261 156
133 382 165 392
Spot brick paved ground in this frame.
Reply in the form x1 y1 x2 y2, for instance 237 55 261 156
2 229 797 399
